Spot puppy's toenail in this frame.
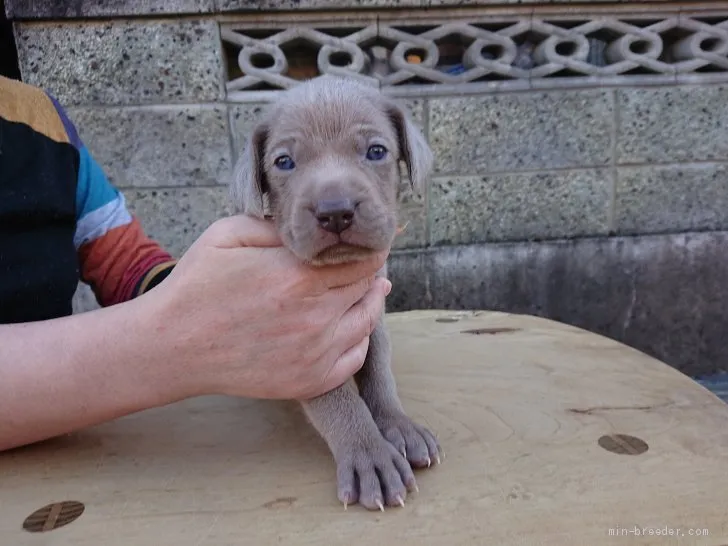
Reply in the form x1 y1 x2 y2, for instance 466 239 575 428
376 500 385 512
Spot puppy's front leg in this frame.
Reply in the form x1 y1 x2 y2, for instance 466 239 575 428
356 317 442 469
300 383 417 510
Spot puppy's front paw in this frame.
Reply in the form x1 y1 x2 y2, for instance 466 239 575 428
335 433 417 511
375 412 442 469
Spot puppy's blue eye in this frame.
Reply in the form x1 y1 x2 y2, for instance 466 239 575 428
274 155 295 170
366 145 388 161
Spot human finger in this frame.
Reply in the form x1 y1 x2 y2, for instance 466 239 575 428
198 215 283 249
330 277 391 350
312 250 389 290
311 336 371 398
319 274 378 312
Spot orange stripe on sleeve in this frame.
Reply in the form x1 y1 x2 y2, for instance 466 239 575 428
78 217 175 307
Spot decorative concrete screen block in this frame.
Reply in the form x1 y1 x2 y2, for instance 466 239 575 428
15 19 222 106
220 10 728 102
66 105 232 189
429 91 613 174
125 188 234 259
617 85 728 164
225 0 675 8
616 163 728 236
430 169 611 245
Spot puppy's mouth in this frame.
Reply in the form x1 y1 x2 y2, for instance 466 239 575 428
304 223 409 267
309 242 375 266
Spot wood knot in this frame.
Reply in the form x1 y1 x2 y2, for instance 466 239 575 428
263 497 297 509
22 501 85 533
598 434 649 455
461 327 520 335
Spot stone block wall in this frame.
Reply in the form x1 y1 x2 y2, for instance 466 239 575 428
7 0 728 376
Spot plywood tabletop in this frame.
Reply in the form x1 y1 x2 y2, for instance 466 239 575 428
2 310 727 545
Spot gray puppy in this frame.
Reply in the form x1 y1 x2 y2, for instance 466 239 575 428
230 75 441 511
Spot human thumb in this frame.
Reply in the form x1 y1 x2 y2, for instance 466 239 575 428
311 335 371 399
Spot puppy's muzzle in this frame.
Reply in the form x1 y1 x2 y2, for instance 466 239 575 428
314 198 357 234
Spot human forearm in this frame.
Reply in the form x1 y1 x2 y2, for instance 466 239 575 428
0 298 180 451
0 215 390 452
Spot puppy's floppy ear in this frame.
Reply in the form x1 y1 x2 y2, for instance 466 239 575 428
385 101 433 193
230 121 269 218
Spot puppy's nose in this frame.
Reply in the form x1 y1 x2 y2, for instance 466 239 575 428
314 199 355 234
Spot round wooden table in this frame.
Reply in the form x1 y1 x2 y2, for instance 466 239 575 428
2 310 727 545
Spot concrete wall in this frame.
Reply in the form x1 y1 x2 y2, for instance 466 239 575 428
7 0 728 377
3 0 680 18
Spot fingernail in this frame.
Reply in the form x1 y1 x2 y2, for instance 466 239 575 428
384 279 393 296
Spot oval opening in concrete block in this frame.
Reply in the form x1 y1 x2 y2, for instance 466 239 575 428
629 40 650 55
329 51 353 67
481 44 504 60
250 52 276 69
405 47 428 63
555 40 578 56
700 37 722 52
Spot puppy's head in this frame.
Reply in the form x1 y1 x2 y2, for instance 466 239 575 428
230 75 433 266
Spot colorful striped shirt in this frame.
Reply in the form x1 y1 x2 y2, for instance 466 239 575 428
0 75 176 324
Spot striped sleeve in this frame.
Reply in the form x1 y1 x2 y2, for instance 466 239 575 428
46 93 177 307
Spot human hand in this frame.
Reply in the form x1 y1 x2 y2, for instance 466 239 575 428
142 214 391 401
